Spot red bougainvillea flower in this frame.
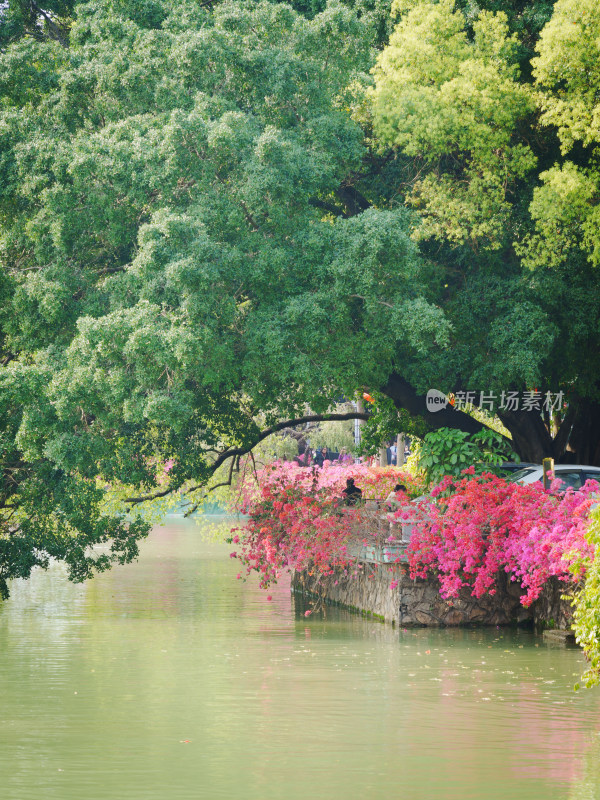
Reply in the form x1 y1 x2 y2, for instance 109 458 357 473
229 459 596 609
406 472 597 605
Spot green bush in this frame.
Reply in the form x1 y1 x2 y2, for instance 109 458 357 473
572 508 600 689
417 427 514 486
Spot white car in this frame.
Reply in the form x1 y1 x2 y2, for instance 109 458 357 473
510 464 600 490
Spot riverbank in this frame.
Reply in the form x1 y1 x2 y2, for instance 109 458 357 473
292 563 575 631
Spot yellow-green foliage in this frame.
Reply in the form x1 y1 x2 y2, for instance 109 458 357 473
533 0 600 151
308 418 356 453
572 507 600 688
370 0 536 247
253 434 299 463
524 0 600 269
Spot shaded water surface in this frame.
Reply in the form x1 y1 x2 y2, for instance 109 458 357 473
1 518 600 800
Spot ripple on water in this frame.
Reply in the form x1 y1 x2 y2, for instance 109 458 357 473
1 520 599 800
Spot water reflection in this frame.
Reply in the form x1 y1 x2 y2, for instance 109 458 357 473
1 518 599 800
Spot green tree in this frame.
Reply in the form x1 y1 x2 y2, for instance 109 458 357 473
523 0 600 275
0 0 397 594
417 426 512 485
369 0 600 465
2 0 600 596
371 0 536 248
0 0 74 47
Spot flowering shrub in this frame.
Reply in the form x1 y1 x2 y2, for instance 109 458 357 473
235 460 424 509
230 479 359 590
572 507 600 687
229 463 419 591
403 470 598 605
231 460 598 614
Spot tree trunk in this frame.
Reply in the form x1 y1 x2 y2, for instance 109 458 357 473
381 373 490 436
497 409 553 463
381 371 600 467
379 446 388 467
500 399 600 466
397 434 405 467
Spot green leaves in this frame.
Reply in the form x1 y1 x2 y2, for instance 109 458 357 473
519 1 600 271
2 0 600 599
533 0 600 152
417 426 514 485
0 0 399 595
572 508 600 688
370 0 536 248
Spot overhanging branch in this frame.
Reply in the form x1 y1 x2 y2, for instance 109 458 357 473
124 410 369 507
381 372 508 440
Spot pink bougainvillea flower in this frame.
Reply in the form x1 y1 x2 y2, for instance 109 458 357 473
227 458 595 610
406 472 595 606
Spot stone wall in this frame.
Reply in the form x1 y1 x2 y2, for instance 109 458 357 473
292 565 574 629
533 578 578 630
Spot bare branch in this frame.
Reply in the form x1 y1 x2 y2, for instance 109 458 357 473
188 411 370 488
309 198 349 218
349 294 396 310
123 485 179 506
29 1 70 47
184 453 237 516
124 410 369 507
382 372 507 440
336 185 370 217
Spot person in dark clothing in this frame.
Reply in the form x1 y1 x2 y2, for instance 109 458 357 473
314 448 324 468
342 477 362 506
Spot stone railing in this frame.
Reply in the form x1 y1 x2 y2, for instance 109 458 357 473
341 499 432 565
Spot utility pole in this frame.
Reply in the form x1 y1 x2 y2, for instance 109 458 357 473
354 398 364 448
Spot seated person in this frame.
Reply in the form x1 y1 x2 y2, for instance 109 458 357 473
385 484 407 510
342 477 363 506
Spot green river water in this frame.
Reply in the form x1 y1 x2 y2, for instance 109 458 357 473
1 517 600 800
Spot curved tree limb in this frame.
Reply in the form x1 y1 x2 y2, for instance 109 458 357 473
123 410 369 507
381 372 496 437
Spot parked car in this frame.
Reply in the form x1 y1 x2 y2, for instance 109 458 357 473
496 461 536 475
510 464 600 490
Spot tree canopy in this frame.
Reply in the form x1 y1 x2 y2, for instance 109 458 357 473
1 0 600 593
370 0 600 462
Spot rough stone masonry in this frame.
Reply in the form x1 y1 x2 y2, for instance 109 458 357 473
292 565 574 629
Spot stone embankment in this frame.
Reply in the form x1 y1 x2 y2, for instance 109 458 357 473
292 503 576 632
292 563 574 630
